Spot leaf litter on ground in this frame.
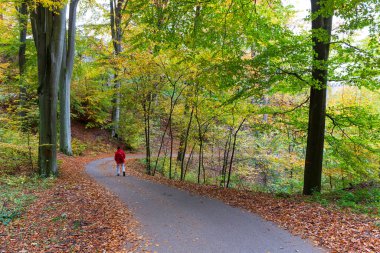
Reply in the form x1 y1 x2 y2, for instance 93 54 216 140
0 153 146 253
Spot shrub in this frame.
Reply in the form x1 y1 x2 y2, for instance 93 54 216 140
71 138 88 156
0 142 37 176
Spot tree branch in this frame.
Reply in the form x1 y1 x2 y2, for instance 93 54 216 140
329 41 367 54
273 96 310 115
277 67 310 85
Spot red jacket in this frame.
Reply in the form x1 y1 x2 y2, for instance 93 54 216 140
114 149 126 164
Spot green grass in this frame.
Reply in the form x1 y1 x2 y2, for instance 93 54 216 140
310 185 380 217
0 174 55 225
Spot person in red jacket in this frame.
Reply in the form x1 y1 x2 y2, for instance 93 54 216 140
114 146 126 176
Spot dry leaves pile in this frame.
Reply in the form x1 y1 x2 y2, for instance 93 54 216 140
1 154 142 253
126 159 380 253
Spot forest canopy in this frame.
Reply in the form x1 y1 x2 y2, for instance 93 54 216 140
0 0 379 195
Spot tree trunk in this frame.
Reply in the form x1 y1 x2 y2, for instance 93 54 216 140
197 140 202 184
31 5 66 177
262 96 269 122
18 2 28 128
222 129 233 187
226 118 246 188
177 103 190 164
180 106 194 180
162 146 168 172
143 98 152 175
59 0 79 156
195 112 202 184
110 0 125 138
303 0 333 195
153 113 171 175
184 143 195 180
153 86 178 175
169 117 173 179
111 73 121 138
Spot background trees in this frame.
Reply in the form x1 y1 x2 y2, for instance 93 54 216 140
0 0 379 194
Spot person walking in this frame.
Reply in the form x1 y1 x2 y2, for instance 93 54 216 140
114 146 126 176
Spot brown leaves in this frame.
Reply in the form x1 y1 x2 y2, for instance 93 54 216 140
0 153 143 252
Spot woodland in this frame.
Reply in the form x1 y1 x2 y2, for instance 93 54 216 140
1 0 380 249
0 0 380 252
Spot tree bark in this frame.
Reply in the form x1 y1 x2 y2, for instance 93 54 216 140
110 0 127 138
143 96 152 175
303 0 333 195
226 118 246 188
31 5 66 177
184 143 195 180
180 106 194 181
195 112 202 184
153 112 171 175
177 104 189 164
59 0 79 156
169 117 173 179
18 2 28 128
222 129 233 187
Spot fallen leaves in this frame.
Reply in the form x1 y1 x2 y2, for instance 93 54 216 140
4 152 379 252
0 153 143 252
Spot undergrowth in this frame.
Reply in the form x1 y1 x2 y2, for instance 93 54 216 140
310 185 380 217
0 175 55 225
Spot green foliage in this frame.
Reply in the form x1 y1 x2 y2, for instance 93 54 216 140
183 171 200 184
311 184 380 216
118 105 145 150
71 138 88 156
0 138 38 176
0 0 379 201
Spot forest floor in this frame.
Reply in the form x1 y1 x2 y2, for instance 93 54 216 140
122 158 380 253
3 151 380 253
0 123 145 252
0 153 144 252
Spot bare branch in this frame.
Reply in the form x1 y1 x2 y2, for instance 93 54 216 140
277 67 310 85
273 96 310 115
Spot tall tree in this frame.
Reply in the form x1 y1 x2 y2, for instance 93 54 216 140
303 0 333 195
30 4 66 176
59 0 79 156
18 1 28 127
109 0 130 138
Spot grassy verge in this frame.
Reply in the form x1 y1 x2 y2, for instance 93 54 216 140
0 175 55 225
310 184 380 217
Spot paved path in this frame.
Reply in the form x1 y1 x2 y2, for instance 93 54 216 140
86 156 325 253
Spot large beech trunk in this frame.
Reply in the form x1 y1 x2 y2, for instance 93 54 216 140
303 0 333 195
110 0 125 138
59 0 79 156
31 5 66 176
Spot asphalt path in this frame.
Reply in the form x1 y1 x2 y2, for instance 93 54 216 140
86 156 325 253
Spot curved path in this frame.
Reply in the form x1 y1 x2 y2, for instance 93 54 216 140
86 156 325 253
